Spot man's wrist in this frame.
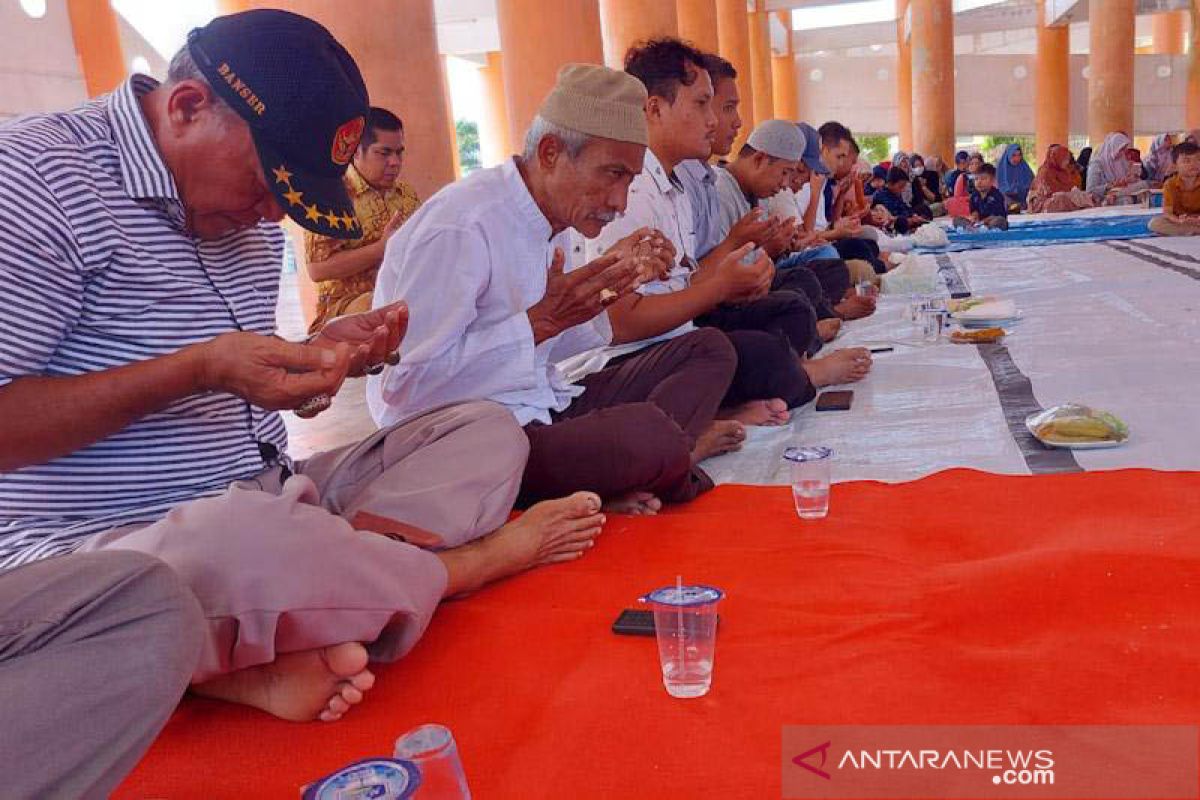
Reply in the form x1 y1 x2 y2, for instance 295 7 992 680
527 309 559 344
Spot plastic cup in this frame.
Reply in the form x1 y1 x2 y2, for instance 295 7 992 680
855 280 877 298
394 724 471 799
784 446 833 519
640 585 724 699
920 308 947 344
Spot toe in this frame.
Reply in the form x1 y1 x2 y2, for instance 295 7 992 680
327 695 350 716
319 710 342 723
348 669 376 693
339 684 364 705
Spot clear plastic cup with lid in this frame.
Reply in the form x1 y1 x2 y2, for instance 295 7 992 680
784 446 833 519
639 583 724 699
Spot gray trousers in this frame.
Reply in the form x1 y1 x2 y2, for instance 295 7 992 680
0 550 204 800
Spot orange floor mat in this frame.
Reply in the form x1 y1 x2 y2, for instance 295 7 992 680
116 469 1200 798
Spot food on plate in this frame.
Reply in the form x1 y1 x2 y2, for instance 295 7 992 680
950 327 1005 343
1034 417 1121 443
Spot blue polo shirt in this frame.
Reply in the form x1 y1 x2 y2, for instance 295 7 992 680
970 186 1009 219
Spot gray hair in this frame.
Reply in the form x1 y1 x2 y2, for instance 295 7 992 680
164 46 236 118
522 115 594 161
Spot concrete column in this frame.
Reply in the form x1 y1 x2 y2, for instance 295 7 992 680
230 0 457 202
496 0 604 149
66 0 126 97
1151 10 1188 55
771 10 798 121
910 0 954 162
716 0 754 150
1189 2 1200 130
896 0 914 151
600 0 678 70
748 0 774 125
1088 0 1135 146
479 51 513 168
1035 0 1070 158
677 0 719 52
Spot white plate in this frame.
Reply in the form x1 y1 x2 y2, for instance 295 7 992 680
954 314 1022 328
1024 413 1129 450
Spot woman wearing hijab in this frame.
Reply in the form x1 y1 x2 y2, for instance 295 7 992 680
1142 134 1176 186
891 151 914 204
1086 132 1136 198
1026 144 1095 214
1076 147 1093 178
996 143 1035 210
910 154 944 217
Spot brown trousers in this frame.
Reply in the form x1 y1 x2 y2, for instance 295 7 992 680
520 328 736 506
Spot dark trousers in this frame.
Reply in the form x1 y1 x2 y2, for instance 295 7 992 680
772 262 837 320
776 254 851 307
833 237 888 275
520 328 736 506
696 289 819 358
722 329 815 409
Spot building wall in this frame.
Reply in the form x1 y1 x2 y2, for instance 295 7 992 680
794 52 1187 137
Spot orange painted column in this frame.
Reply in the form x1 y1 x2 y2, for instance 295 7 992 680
496 0 604 150
772 11 798 121
676 0 719 53
479 52 514 168
1151 10 1188 55
910 0 955 163
1088 0 1135 146
1189 2 1200 130
599 0 678 70
896 0 914 151
1035 0 1070 158
748 0 774 126
442 55 462 179
66 0 127 97
716 0 754 151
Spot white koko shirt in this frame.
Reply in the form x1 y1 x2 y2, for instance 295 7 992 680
368 158 610 428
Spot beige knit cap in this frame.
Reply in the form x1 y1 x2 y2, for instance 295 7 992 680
536 63 649 147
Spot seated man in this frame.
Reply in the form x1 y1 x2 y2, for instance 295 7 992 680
0 10 604 725
675 55 870 324
703 119 845 349
1149 141 1200 236
304 106 421 333
589 39 871 428
817 123 891 275
369 64 744 516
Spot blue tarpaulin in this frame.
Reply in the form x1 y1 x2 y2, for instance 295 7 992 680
915 214 1154 253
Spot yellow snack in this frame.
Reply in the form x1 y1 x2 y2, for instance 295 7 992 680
1035 417 1117 442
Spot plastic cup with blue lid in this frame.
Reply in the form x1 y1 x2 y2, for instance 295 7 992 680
301 757 420 800
639 579 724 698
783 446 833 519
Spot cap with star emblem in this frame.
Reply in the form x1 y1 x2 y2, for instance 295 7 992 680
186 9 369 239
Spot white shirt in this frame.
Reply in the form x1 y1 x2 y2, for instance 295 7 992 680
766 186 804 223
797 183 829 230
585 149 698 361
368 158 611 427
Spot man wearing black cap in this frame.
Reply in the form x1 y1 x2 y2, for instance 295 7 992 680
0 8 606 752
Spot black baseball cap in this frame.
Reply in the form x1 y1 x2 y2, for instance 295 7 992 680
187 10 369 240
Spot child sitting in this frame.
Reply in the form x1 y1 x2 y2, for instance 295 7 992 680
871 167 927 234
954 163 1009 230
1149 141 1200 236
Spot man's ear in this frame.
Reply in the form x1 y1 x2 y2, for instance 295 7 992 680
536 134 563 171
645 95 664 124
165 80 217 129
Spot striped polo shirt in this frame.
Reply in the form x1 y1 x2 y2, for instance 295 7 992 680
0 76 287 569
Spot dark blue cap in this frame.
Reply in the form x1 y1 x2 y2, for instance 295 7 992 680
187 10 369 240
797 122 830 176
872 165 888 180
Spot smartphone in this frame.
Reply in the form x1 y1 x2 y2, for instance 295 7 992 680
868 346 894 354
815 390 854 412
612 609 656 637
611 609 722 637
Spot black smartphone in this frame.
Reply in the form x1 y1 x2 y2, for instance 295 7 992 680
612 609 656 636
611 609 721 636
815 390 854 412
869 346 894 354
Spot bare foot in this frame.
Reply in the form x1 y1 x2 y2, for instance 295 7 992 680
817 317 842 342
718 398 790 426
439 492 606 597
834 294 877 320
803 348 872 387
692 420 746 463
192 642 376 723
603 491 663 516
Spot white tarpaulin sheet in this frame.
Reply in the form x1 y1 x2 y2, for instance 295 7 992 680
702 233 1200 485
